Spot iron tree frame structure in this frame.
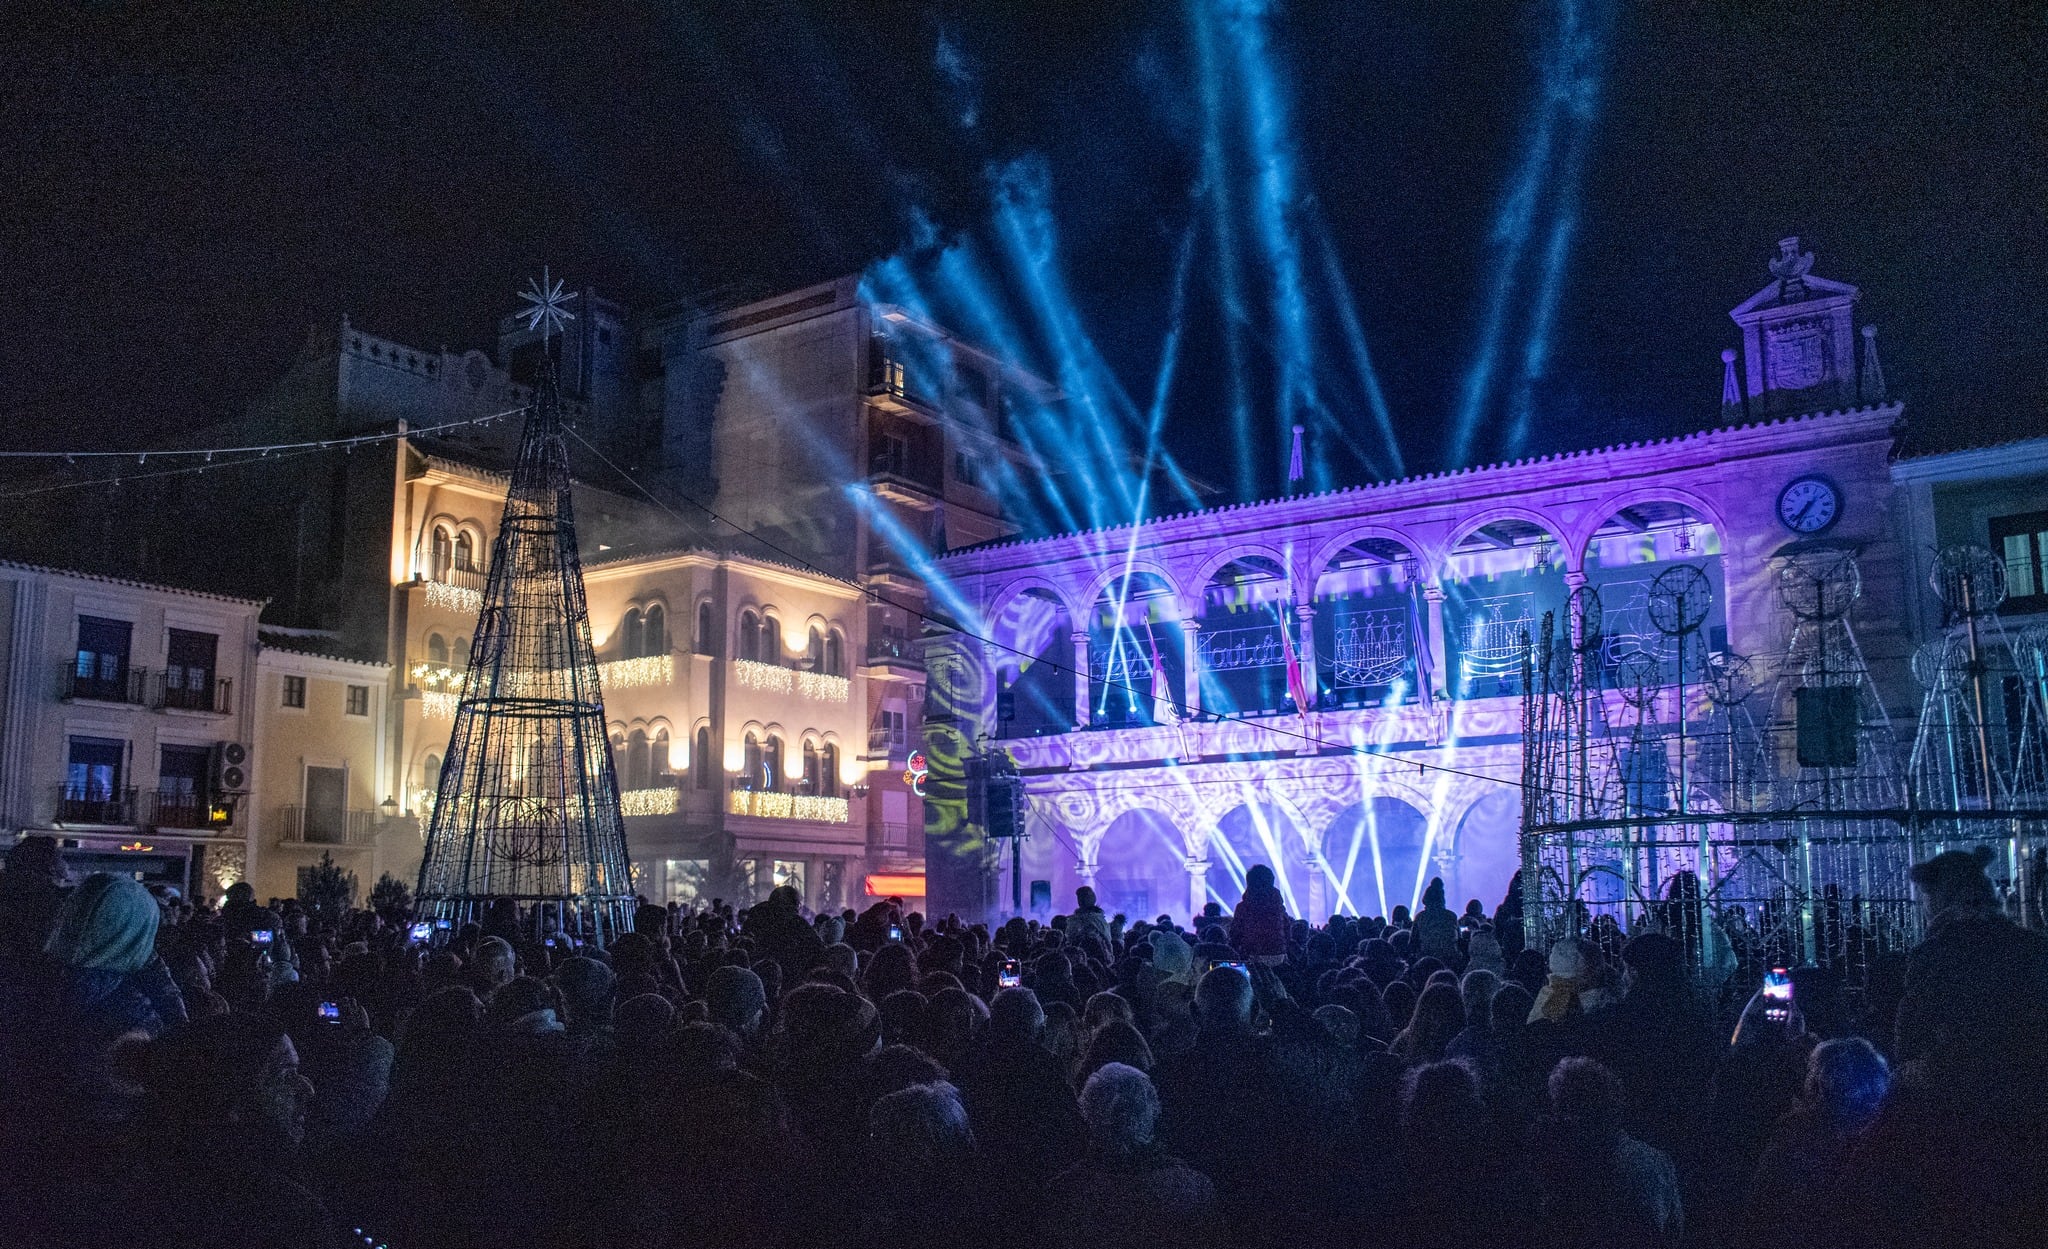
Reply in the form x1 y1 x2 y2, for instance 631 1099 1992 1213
415 346 634 941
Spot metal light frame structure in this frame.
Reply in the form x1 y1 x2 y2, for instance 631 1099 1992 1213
1520 545 2048 985
416 291 634 942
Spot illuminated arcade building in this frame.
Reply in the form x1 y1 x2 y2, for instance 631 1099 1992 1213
926 241 1934 924
50 277 1038 912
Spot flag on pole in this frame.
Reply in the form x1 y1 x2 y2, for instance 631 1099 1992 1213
1278 603 1312 717
1146 619 1176 724
1287 424 1306 493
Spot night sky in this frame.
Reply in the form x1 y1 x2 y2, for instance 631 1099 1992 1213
7 2 2044 497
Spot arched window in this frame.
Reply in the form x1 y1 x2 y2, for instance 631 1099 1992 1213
454 636 470 666
739 611 760 662
820 743 839 797
763 616 782 667
764 736 783 792
621 608 644 660
652 727 671 782
644 605 666 657
626 729 650 791
743 732 763 791
453 531 476 572
693 726 713 790
423 753 443 793
696 601 715 656
430 525 452 578
801 741 820 795
808 627 825 672
825 630 845 677
427 633 449 665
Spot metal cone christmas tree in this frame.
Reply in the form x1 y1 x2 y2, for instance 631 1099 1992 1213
416 273 633 940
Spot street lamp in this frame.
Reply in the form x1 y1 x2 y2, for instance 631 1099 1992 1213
379 795 400 820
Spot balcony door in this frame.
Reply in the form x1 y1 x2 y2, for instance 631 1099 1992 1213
305 766 348 843
75 617 132 699
165 629 218 710
67 736 124 800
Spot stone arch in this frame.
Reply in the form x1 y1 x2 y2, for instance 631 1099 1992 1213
1088 808 1192 922
1308 523 1436 591
987 573 1089 631
1317 795 1432 919
1206 797 1314 916
1079 561 1186 623
1570 484 1731 568
1439 505 1573 580
1187 542 1294 604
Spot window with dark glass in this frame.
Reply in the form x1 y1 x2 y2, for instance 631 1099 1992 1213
801 741 820 795
430 526 453 579
66 736 124 800
826 630 845 677
158 744 213 824
820 743 839 797
1992 511 2048 612
345 685 369 716
453 531 476 571
743 733 763 790
74 616 133 699
164 629 218 709
694 726 713 790
282 675 307 708
696 602 716 656
644 605 666 656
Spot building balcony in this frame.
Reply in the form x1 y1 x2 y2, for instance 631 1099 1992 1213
276 805 378 848
727 785 852 825
145 791 236 831
418 564 489 614
154 675 233 715
58 663 149 706
598 653 675 691
54 786 138 827
869 468 942 510
863 634 923 676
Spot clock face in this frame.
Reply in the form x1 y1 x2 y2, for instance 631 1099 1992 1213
1777 476 1842 535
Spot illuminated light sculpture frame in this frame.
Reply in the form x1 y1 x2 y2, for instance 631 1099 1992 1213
414 345 634 943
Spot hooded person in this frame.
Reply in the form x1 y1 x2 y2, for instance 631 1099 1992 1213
1229 865 1290 964
746 884 826 983
0 874 188 1239
1066 885 1112 955
1412 877 1460 964
1465 928 1506 978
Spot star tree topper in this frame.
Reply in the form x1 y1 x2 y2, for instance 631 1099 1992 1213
517 266 578 342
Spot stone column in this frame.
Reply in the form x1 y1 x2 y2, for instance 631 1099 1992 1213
1070 630 1091 729
1294 602 1319 705
1304 851 1328 925
1186 857 1210 923
1422 584 1449 698
1180 618 1202 717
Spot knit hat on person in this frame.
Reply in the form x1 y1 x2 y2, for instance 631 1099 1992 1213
45 872 160 973
1147 929 1195 984
706 965 767 1032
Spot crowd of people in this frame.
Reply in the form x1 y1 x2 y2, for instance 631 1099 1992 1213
2 839 2045 1248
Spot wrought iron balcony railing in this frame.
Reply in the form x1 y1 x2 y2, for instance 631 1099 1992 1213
59 662 149 706
155 675 232 714
54 786 138 826
145 791 235 830
277 805 378 847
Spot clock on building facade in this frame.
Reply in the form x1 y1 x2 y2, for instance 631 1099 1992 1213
1776 475 1843 535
